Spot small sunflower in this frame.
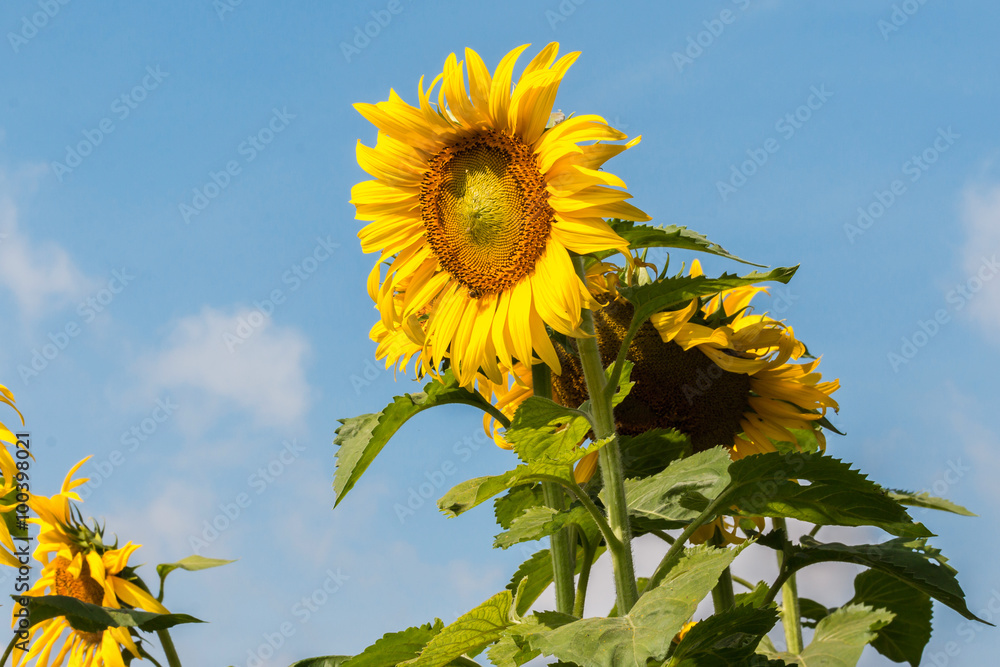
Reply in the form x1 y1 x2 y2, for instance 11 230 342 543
480 260 839 480
13 458 168 667
352 42 649 387
1 382 27 568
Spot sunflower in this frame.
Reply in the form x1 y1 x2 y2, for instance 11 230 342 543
1 382 26 568
352 42 649 388
13 458 168 667
480 260 840 478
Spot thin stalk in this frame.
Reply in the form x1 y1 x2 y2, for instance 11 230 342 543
646 490 735 590
773 518 804 654
709 531 736 613
157 629 183 667
532 364 576 616
562 479 621 552
732 574 756 591
0 634 17 667
711 568 736 613
573 531 597 618
650 529 676 545
572 255 638 614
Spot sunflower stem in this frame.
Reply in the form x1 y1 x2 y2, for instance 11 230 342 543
157 629 184 667
572 255 638 614
708 530 736 613
0 634 17 667
573 531 597 618
773 517 804 654
711 567 737 612
532 363 576 615
647 489 735 591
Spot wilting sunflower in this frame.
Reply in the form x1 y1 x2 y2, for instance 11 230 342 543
352 42 649 387
480 260 840 479
13 458 168 667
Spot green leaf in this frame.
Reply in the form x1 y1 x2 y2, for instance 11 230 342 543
505 397 593 464
619 428 692 480
488 633 539 667
494 505 594 550
887 489 976 517
757 604 894 666
506 545 606 617
850 569 932 667
289 658 353 667
726 453 931 538
334 369 508 507
156 555 235 600
490 613 577 667
797 598 831 629
507 550 552 617
789 536 988 624
494 485 545 530
669 604 780 666
619 267 798 326
342 621 444 667
26 595 203 633
601 220 766 267
734 581 771 610
619 446 732 523
438 439 606 517
522 545 739 667
402 591 514 667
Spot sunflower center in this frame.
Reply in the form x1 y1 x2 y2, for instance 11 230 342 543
420 129 553 298
551 299 753 451
52 556 106 644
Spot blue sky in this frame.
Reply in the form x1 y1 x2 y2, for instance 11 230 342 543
1 1 999 664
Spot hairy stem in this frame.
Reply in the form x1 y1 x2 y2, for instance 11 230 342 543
572 255 638 614
773 518 804 654
533 364 576 615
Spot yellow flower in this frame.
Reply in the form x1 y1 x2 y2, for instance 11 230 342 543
14 459 168 667
352 42 649 387
0 382 26 568
480 261 840 481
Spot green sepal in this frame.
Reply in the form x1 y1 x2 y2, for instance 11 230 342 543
155 555 235 601
24 595 203 633
600 219 766 267
886 489 976 517
334 369 508 507
618 267 798 326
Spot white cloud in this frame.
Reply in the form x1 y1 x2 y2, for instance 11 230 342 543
0 168 97 319
960 184 1000 339
137 306 313 431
